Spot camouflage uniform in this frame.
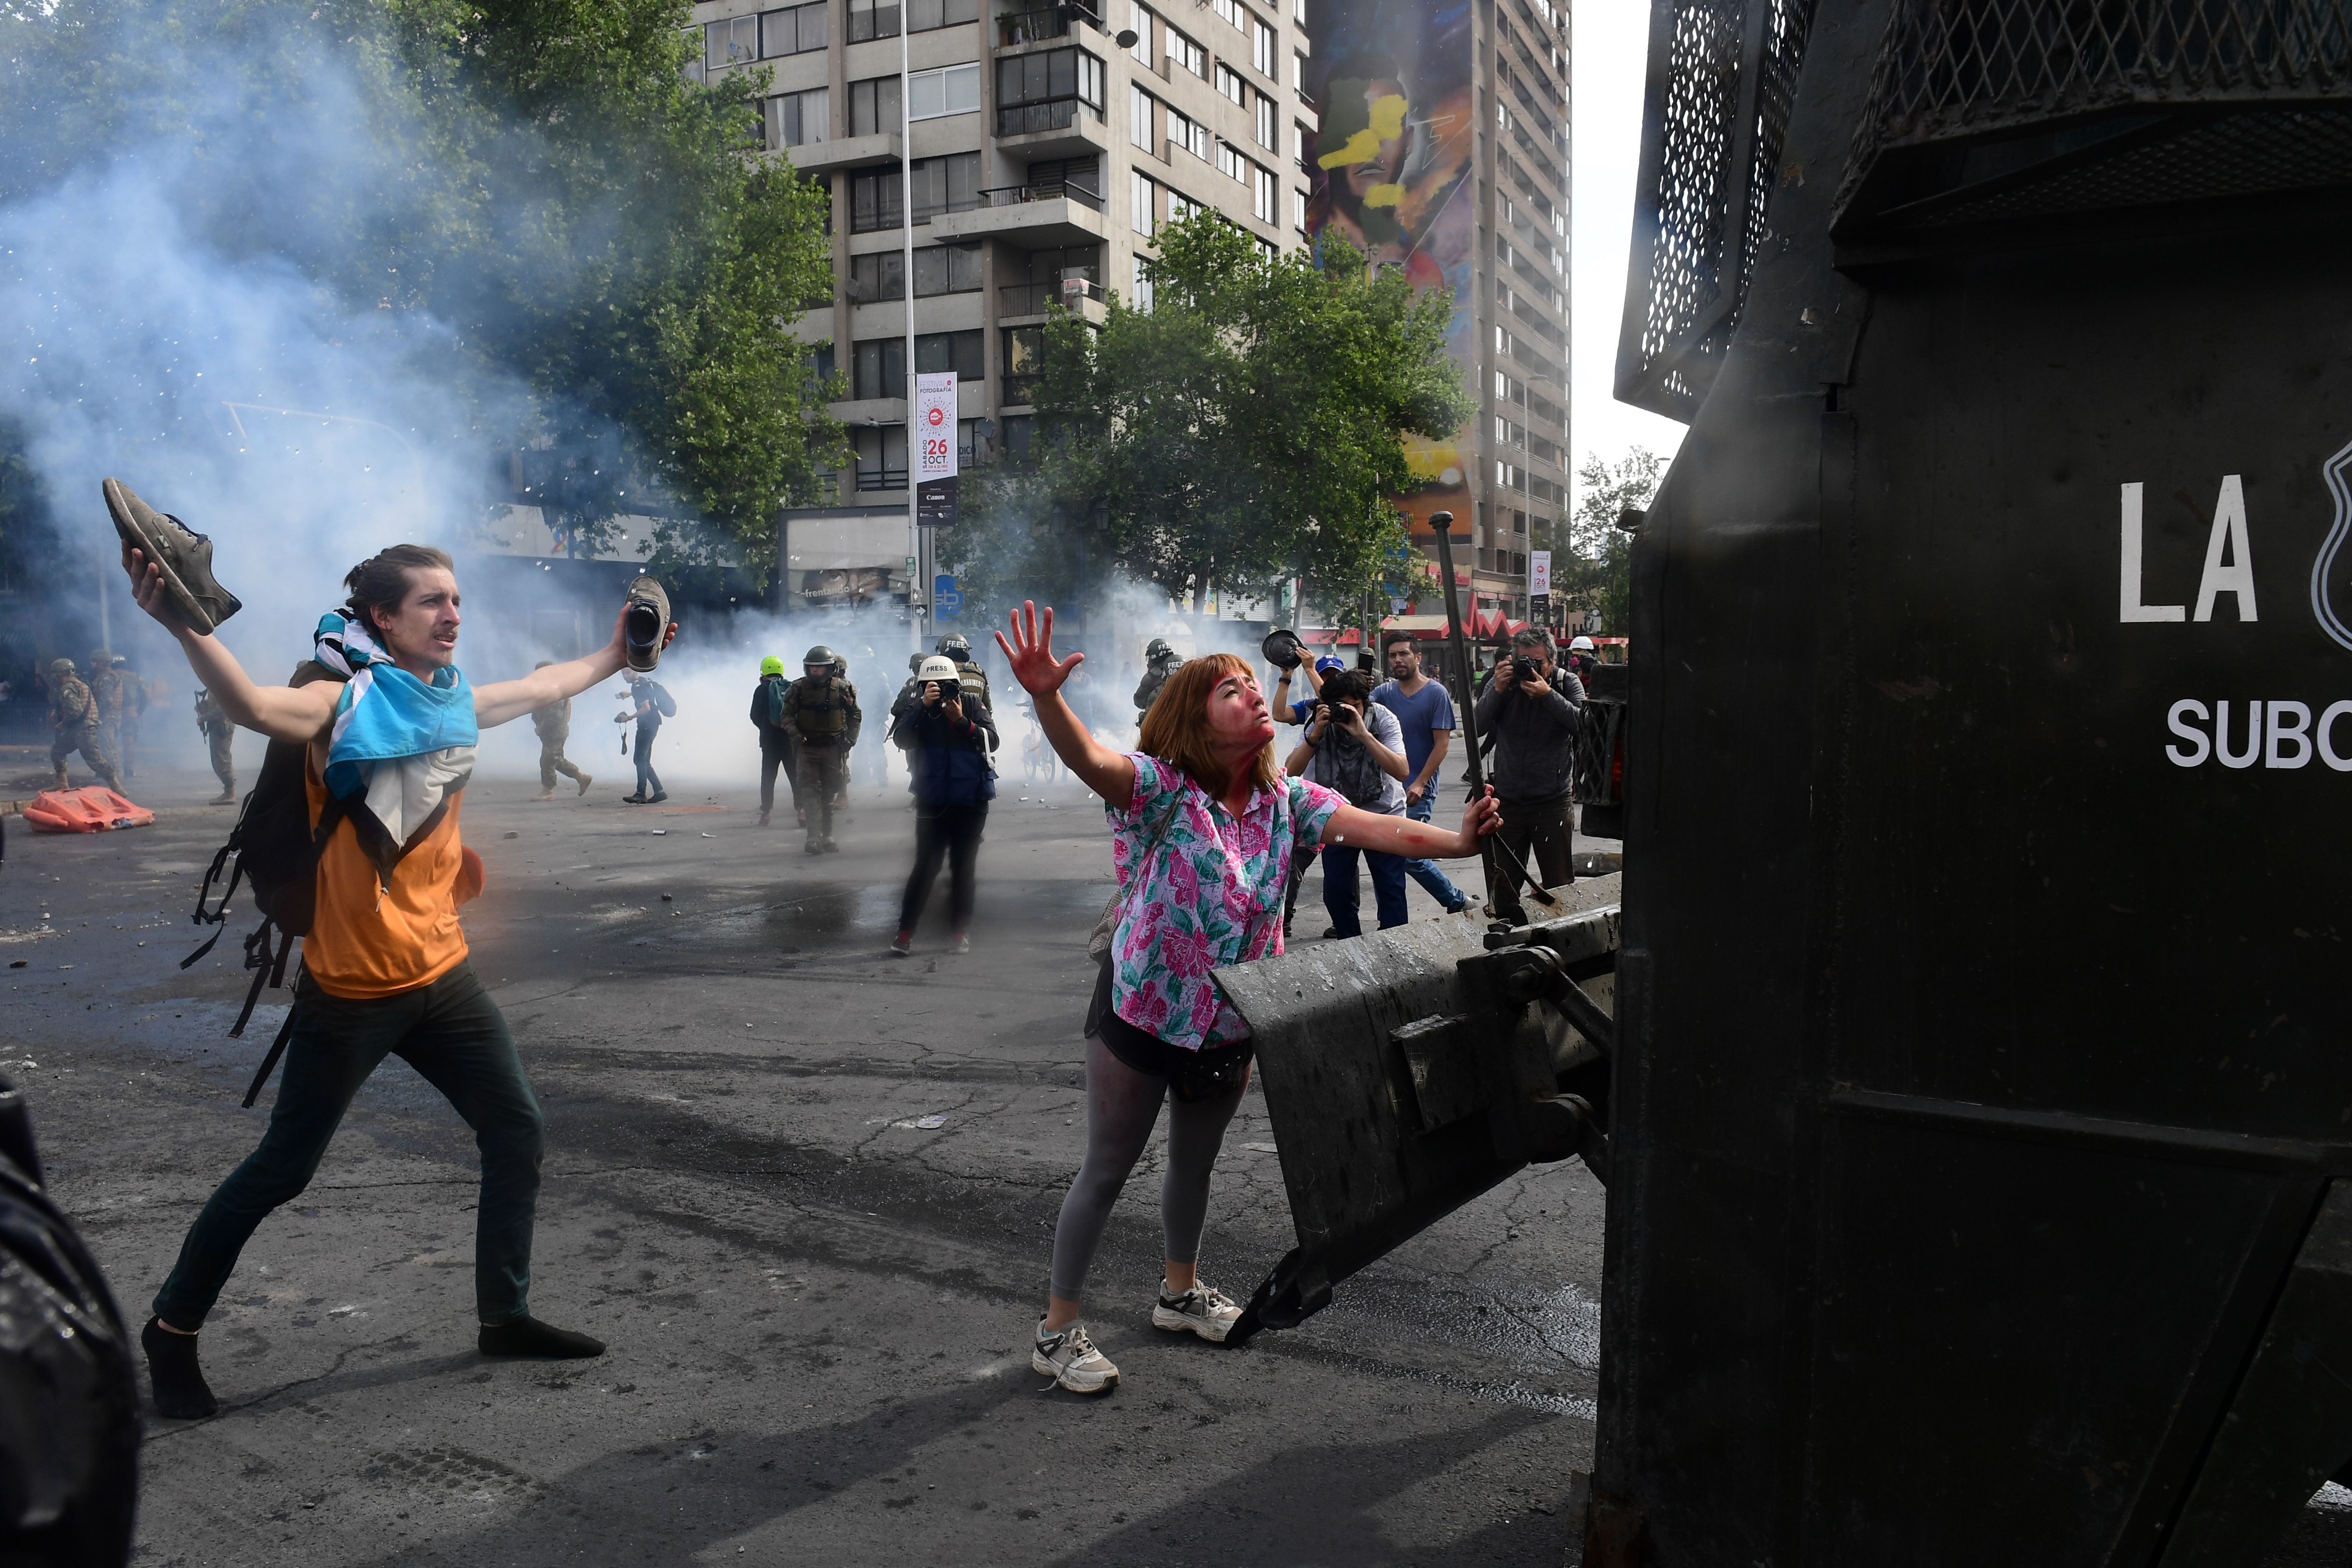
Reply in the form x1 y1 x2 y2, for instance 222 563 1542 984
48 661 122 791
532 693 589 795
782 669 860 852
112 658 147 779
86 652 126 774
194 687 236 802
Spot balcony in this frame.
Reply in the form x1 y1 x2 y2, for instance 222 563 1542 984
996 7 1070 46
994 98 1110 159
928 183 1107 247
779 133 904 177
998 276 1107 318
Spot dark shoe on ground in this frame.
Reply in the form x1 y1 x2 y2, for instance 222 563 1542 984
208 790 235 805
142 1318 219 1418
820 839 840 854
622 794 647 805
623 576 671 673
479 1317 605 1359
890 931 913 957
1321 927 1340 940
575 773 593 795
646 791 669 804
104 478 243 634
804 840 824 855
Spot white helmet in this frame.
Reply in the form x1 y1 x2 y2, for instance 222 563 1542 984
1569 635 1596 652
917 655 960 683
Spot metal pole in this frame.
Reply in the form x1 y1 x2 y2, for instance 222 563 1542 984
1429 511 1498 914
900 12 921 657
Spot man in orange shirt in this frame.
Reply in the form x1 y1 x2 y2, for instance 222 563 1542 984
116 524 670 1420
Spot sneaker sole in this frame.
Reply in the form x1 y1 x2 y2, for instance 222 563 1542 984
1032 1348 1118 1393
1152 1304 1236 1343
105 478 238 635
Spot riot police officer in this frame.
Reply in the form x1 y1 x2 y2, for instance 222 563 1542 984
1133 637 1183 717
939 632 992 712
47 659 123 792
194 686 235 803
111 655 147 779
781 646 860 853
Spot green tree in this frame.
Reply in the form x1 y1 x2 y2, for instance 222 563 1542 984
951 215 1471 624
0 0 843 588
1559 447 1665 636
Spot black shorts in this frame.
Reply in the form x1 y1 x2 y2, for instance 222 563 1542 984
1085 957 1253 1082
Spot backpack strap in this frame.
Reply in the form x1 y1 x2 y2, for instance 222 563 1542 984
240 962 304 1109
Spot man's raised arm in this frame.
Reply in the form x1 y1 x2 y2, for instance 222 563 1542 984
474 604 670 729
123 545 337 744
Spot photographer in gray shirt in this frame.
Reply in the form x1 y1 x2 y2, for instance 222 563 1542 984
1472 627 1584 924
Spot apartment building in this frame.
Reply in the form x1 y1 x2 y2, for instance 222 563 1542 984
1300 0 1568 623
689 0 1318 608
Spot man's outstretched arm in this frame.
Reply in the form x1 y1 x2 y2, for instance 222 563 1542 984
122 545 337 743
475 605 670 729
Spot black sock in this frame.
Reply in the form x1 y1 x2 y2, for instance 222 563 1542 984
478 1316 605 1359
142 1318 219 1419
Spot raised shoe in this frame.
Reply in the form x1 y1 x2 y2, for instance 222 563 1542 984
623 576 671 672
104 478 243 634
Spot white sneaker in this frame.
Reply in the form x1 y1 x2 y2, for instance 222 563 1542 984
1033 1319 1119 1393
1152 1281 1242 1343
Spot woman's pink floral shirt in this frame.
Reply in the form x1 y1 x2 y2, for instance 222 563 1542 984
1106 753 1344 1052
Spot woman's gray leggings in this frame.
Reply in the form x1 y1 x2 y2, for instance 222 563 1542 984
1048 1035 1250 1301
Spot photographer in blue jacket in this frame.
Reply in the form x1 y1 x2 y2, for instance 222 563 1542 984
889 655 999 956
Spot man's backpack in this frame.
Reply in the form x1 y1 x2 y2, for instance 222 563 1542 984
180 661 349 1105
644 679 677 719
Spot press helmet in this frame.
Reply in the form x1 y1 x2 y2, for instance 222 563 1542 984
760 655 786 676
1145 637 1173 659
803 645 838 669
939 633 972 659
1569 635 1596 653
918 655 960 683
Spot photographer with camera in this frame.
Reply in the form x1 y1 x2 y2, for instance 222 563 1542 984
1285 670 1413 937
889 655 998 957
1473 627 1586 924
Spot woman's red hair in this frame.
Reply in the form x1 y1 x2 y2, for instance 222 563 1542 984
1135 652 1278 795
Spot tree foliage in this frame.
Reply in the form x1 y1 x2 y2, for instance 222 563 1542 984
1558 447 1665 636
0 0 843 585
950 216 1471 622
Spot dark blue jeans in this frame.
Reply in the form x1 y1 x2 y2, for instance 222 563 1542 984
1401 793 1469 911
153 961 544 1329
1322 839 1410 937
633 724 664 798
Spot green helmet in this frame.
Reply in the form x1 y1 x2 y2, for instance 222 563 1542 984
760 655 785 676
804 645 838 668
50 657 75 676
88 648 113 667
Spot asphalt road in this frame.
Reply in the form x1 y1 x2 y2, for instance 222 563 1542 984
4 751 1605 1567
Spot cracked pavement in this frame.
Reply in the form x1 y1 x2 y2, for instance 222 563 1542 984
7 758 1608 1566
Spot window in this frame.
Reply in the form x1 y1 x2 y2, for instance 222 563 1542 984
1127 1 1154 63
1293 187 1306 230
704 15 758 71
853 338 907 400
996 48 1104 135
761 2 827 56
916 329 986 381
909 152 983 221
853 425 907 490
905 0 980 29
1254 91 1277 149
1291 0 1303 20
1002 326 1047 403
1215 140 1246 184
1251 16 1275 75
1131 252 1154 312
1165 24 1205 77
1027 155 1102 201
1167 106 1207 161
1210 0 1243 31
850 169 903 231
1294 118 1311 164
1130 85 1155 151
1001 412 1035 462
1131 171 1156 235
908 62 982 118
849 76 902 136
847 0 900 41
1294 49 1309 93
847 251 904 303
767 88 829 149
913 244 984 295
1252 165 1276 222
1257 235 1278 264
1167 186 1201 223
1213 63 1245 105
681 26 706 83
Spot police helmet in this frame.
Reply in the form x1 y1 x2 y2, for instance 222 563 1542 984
1145 637 1172 659
88 648 113 667
909 653 926 673
804 644 838 669
760 655 785 676
50 658 75 675
918 655 960 684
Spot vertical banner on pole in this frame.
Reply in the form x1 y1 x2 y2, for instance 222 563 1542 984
1529 549 1551 619
914 371 959 527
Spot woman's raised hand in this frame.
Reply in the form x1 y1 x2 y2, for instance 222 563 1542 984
994 600 1084 697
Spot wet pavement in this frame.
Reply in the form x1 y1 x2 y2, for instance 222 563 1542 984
5 758 1605 1566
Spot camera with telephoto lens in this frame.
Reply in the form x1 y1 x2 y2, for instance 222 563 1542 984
1512 654 1540 685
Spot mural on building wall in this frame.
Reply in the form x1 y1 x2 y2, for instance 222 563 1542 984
1302 0 1476 540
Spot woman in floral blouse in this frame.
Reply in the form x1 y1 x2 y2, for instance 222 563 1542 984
995 601 1500 1393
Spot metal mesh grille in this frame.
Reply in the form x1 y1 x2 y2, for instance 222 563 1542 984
1620 0 1819 423
1840 0 2352 223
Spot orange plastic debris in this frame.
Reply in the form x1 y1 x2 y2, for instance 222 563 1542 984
24 786 156 833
